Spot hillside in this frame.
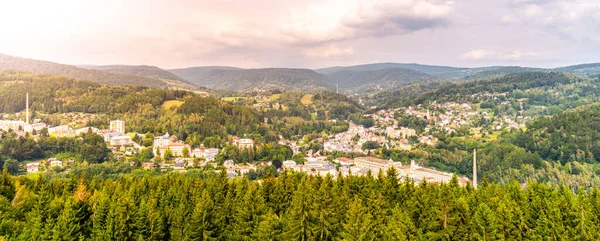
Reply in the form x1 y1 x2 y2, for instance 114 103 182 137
463 66 547 80
83 65 184 81
554 63 600 76
316 62 506 79
327 68 434 92
171 68 333 92
168 66 242 85
0 54 168 88
374 72 600 114
316 63 463 75
81 65 197 89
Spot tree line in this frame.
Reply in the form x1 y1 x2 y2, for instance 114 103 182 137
0 169 599 240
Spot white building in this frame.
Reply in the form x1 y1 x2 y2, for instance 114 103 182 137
49 158 63 167
354 156 396 176
159 142 191 157
153 133 171 148
48 125 75 137
24 123 48 133
110 135 132 146
399 160 469 185
75 127 99 136
283 160 297 169
26 162 40 173
110 120 126 134
233 138 254 149
0 120 25 132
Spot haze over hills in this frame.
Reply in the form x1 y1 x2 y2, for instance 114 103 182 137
168 66 243 85
326 68 434 93
80 65 197 90
82 65 186 82
0 54 170 89
3 53 600 95
173 68 334 93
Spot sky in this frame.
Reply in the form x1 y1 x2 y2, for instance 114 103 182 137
0 0 598 69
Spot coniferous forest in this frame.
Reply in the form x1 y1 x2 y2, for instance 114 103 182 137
1 169 600 240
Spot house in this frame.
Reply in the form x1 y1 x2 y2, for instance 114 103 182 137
49 158 63 167
190 146 219 161
174 159 186 169
159 142 191 157
334 157 354 166
142 162 155 169
110 135 132 146
153 132 171 148
223 160 235 169
282 160 297 169
233 138 254 149
102 131 124 142
204 148 219 161
26 162 40 173
192 146 205 158
305 160 325 169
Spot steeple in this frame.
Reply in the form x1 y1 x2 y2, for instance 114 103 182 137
473 149 478 189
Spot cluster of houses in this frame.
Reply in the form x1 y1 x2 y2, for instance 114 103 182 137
25 157 71 173
152 132 221 160
281 155 470 185
324 121 419 153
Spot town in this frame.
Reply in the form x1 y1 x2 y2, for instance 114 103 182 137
1 93 475 185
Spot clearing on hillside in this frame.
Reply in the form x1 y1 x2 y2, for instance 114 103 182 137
270 94 281 101
301 94 313 105
221 97 247 102
162 100 184 109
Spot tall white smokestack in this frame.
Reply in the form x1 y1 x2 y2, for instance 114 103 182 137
473 149 477 189
26 93 29 125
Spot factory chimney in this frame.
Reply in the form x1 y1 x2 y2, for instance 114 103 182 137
26 93 29 125
473 149 477 189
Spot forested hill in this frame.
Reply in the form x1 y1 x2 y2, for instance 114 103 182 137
514 103 600 164
326 68 434 93
168 66 242 84
0 54 167 88
170 68 334 93
82 65 184 81
463 66 547 80
554 63 600 76
1 170 600 240
377 72 587 108
0 70 359 143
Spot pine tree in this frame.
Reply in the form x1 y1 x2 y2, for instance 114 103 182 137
471 203 499 241
52 200 81 241
251 211 282 241
283 176 316 241
186 190 216 241
338 196 375 241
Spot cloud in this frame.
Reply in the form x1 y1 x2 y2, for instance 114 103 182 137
280 0 454 44
460 49 539 61
304 44 355 58
503 0 600 41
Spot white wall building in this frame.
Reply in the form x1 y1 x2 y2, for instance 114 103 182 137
110 120 126 134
